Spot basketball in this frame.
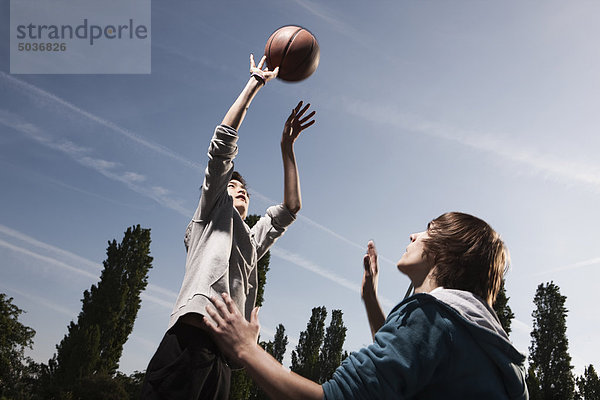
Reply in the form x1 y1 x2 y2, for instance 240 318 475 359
264 25 320 82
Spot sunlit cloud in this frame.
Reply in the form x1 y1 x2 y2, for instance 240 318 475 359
341 97 600 192
0 110 191 216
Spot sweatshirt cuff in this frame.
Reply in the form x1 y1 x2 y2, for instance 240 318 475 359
266 204 297 230
215 124 239 144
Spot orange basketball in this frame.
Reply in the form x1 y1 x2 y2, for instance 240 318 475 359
264 25 320 82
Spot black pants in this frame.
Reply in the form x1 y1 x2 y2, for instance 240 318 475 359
141 321 231 400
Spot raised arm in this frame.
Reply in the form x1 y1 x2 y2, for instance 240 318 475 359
194 55 278 222
281 101 316 214
221 54 279 130
362 241 386 340
205 294 323 400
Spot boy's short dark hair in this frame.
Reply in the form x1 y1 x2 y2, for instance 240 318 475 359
423 212 509 305
231 171 249 197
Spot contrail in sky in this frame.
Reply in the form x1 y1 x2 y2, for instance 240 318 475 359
0 223 177 307
532 257 600 277
341 97 600 192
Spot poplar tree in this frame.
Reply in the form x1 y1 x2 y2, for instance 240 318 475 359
265 324 288 364
50 225 153 388
528 281 575 399
291 306 327 382
575 365 600 400
493 279 514 335
319 309 347 383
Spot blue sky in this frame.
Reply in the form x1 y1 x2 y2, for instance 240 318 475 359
1 0 599 376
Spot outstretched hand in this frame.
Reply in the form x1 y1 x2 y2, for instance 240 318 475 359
361 240 379 300
204 293 260 364
250 54 279 84
282 101 316 147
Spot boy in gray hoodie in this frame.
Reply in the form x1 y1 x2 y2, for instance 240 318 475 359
141 55 315 399
204 212 529 399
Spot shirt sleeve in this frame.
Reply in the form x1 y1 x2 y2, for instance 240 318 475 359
322 300 452 400
250 204 297 260
194 124 238 223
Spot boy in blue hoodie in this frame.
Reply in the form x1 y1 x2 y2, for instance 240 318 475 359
204 212 529 399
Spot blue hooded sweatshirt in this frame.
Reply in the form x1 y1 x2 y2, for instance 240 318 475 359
322 288 528 399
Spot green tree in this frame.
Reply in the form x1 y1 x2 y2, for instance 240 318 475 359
0 293 36 399
50 225 153 392
528 281 575 399
70 373 128 400
269 324 288 364
526 365 543 400
493 279 514 335
575 365 600 400
318 310 347 383
291 307 327 382
114 370 146 400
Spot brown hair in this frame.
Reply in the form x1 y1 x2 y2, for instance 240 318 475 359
423 212 509 305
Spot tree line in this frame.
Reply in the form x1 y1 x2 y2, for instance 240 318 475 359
1 219 599 399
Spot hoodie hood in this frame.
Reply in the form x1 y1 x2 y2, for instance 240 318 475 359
428 288 528 399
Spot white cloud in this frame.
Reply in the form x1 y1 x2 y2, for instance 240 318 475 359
79 156 120 171
122 172 147 183
341 97 600 193
1 110 190 216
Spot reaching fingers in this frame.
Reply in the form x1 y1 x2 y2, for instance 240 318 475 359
299 110 316 124
264 66 279 80
250 54 256 71
257 55 266 69
202 315 217 331
299 119 315 130
221 292 239 316
205 302 225 329
367 240 378 274
296 103 310 118
363 254 371 274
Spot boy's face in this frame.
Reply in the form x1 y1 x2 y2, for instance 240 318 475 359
397 225 434 281
227 179 249 219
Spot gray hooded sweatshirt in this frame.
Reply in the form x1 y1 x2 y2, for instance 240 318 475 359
168 125 296 330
